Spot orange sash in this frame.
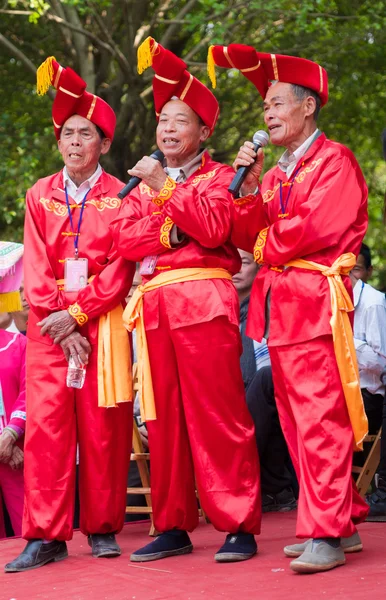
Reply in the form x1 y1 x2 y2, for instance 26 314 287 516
285 253 368 450
123 268 232 421
57 277 132 408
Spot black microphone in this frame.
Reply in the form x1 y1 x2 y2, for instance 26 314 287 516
117 149 165 199
228 130 269 198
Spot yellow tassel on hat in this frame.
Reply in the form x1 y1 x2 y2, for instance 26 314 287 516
207 46 217 89
137 36 157 74
0 291 22 313
36 56 56 96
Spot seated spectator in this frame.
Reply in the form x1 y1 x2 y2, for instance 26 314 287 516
350 243 386 518
0 243 26 538
233 250 297 512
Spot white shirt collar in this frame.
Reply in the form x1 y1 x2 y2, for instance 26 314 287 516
353 278 365 308
63 163 102 200
278 129 320 177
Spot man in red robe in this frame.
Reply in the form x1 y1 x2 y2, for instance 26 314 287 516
110 37 261 563
209 44 369 573
5 58 134 573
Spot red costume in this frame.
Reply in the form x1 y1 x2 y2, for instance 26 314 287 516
209 44 369 539
23 169 134 541
22 57 134 542
110 38 261 535
0 330 26 538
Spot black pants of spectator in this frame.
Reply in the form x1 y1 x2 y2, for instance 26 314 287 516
353 389 383 470
377 393 386 480
246 366 294 496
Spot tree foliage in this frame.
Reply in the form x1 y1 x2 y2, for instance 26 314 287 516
0 0 385 284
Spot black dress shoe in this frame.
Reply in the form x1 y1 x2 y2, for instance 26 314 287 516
88 533 121 558
4 540 68 573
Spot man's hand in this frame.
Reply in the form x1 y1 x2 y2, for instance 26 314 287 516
233 142 265 195
60 331 91 367
0 430 15 464
128 156 167 193
9 446 24 470
38 310 77 344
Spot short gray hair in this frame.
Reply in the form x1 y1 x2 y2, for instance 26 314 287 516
290 84 321 121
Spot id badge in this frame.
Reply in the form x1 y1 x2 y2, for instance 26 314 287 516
140 255 158 275
64 258 88 292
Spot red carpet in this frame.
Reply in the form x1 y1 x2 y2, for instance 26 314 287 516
0 512 385 600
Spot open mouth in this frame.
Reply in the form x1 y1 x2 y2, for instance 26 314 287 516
268 125 281 132
163 138 180 146
69 152 82 158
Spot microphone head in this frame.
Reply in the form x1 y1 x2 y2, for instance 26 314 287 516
252 130 269 147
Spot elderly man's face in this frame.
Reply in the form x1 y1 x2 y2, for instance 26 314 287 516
232 249 259 299
263 82 315 152
58 115 111 181
156 99 210 167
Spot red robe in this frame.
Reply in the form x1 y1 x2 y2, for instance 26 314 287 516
110 151 261 534
23 169 134 541
232 133 369 537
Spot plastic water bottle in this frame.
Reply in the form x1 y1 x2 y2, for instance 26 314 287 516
66 356 86 389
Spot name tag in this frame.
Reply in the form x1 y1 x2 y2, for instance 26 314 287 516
140 256 158 276
64 258 88 292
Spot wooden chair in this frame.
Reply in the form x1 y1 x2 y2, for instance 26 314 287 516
126 364 156 535
353 428 382 497
126 363 209 535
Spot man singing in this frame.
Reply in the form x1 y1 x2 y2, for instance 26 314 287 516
208 44 369 573
110 37 261 563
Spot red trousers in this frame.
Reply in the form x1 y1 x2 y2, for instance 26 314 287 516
0 463 24 538
269 335 369 539
145 302 261 534
23 339 132 541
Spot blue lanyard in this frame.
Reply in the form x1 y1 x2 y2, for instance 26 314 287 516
278 162 304 218
64 187 90 258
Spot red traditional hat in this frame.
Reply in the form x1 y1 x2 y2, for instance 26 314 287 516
36 57 116 140
207 44 328 106
137 37 219 135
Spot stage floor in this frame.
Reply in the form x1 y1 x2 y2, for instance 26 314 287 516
1 512 385 600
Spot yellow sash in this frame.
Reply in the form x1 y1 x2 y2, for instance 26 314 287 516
285 253 368 450
57 277 132 408
123 268 232 421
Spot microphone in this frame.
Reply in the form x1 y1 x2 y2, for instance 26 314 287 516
228 130 269 198
117 149 165 199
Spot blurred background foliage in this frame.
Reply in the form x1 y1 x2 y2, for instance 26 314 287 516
0 0 385 286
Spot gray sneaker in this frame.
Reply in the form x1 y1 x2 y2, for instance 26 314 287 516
283 531 362 558
290 540 345 573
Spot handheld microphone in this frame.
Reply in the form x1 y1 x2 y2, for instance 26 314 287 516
228 130 269 198
117 149 165 199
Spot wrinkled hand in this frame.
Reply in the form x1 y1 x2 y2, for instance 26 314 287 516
138 424 149 451
60 331 91 367
233 142 265 195
128 156 167 193
0 430 15 464
9 445 24 470
38 310 77 344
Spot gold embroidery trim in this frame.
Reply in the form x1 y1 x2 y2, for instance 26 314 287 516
68 302 88 325
160 217 174 249
253 227 269 265
319 65 323 95
191 168 219 186
152 176 177 207
262 159 323 203
233 193 256 206
39 198 67 217
241 61 261 73
87 197 121 211
180 73 193 101
223 47 236 69
58 86 82 98
86 94 97 120
53 65 63 89
271 54 279 80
